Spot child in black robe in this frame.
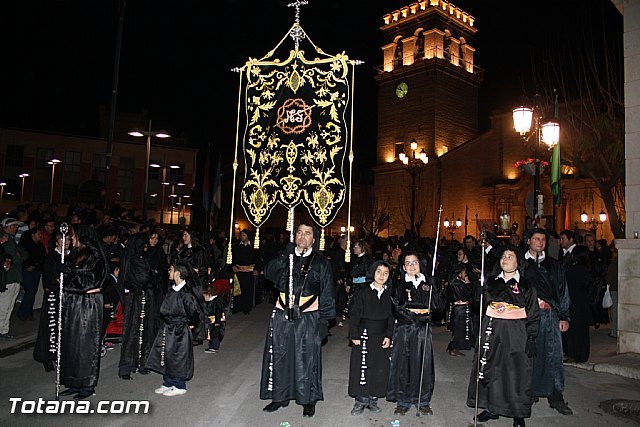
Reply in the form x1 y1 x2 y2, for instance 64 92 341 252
203 285 226 353
145 261 202 396
348 260 395 415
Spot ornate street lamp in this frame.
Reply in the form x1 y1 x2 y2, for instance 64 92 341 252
581 209 608 238
443 216 463 242
512 96 560 228
128 119 171 221
398 138 429 234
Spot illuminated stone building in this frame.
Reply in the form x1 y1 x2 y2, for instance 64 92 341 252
373 1 615 242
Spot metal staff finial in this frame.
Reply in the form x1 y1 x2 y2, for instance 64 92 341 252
287 0 308 24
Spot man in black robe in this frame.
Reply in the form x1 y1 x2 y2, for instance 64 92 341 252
523 228 572 415
232 229 257 314
33 231 66 371
260 223 335 417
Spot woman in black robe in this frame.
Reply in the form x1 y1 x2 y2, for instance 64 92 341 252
145 260 202 395
563 245 591 363
232 229 257 314
173 230 210 289
446 263 475 355
59 225 108 399
118 232 160 379
387 251 444 416
33 231 67 371
467 245 539 427
348 260 394 415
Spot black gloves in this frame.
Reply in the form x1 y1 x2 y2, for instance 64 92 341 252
285 242 296 256
317 319 329 341
525 337 537 358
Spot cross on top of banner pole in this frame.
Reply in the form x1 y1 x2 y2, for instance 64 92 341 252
287 0 308 24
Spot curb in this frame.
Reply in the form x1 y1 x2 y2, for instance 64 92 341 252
565 361 640 381
0 336 37 358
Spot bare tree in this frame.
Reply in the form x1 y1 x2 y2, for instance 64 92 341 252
358 198 390 238
533 5 625 237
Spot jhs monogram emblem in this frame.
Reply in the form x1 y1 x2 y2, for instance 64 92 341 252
276 98 312 134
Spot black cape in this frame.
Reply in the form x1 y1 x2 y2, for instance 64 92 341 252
467 275 539 418
118 254 160 377
387 274 444 406
348 284 394 399
60 246 107 389
33 250 64 366
259 249 335 405
145 284 201 380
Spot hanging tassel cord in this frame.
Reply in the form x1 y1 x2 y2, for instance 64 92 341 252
227 70 244 265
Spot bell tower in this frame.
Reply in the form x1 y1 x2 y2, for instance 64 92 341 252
373 0 482 236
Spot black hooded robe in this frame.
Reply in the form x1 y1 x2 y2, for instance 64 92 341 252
118 255 160 377
387 275 444 407
60 243 107 389
525 255 570 398
259 249 335 405
348 284 394 399
466 275 540 418
33 249 64 367
145 284 201 380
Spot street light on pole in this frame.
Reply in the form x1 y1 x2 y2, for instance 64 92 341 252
128 119 171 222
443 216 463 242
512 96 560 229
0 182 6 208
398 138 428 235
581 209 608 239
151 162 181 225
19 173 29 205
47 159 61 204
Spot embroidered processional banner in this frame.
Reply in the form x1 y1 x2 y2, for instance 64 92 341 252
240 48 351 230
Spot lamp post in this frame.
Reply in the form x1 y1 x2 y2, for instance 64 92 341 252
18 173 29 205
47 159 61 204
128 119 171 221
0 182 6 208
443 216 462 242
512 96 560 228
398 138 429 234
151 162 181 224
581 210 608 238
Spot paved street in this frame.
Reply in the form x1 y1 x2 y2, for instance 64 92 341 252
1 302 639 427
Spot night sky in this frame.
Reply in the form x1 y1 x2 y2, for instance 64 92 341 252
3 0 622 176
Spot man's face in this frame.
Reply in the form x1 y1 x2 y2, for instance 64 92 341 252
509 234 520 246
240 232 249 243
4 224 18 236
528 232 547 253
295 225 314 251
585 235 595 250
559 234 573 249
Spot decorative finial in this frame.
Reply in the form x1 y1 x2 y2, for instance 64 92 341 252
288 0 308 24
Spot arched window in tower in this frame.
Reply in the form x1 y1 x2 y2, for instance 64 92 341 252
394 41 403 68
415 30 424 61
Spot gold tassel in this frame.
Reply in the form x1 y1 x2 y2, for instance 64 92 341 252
226 244 233 265
254 227 260 249
345 236 351 263
319 228 325 251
